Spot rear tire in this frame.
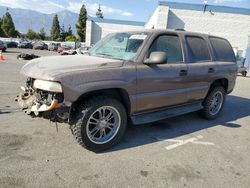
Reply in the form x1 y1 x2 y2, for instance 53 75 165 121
242 71 247 77
199 86 226 120
70 96 127 152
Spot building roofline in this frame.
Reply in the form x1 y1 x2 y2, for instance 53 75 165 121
87 16 145 26
159 1 250 16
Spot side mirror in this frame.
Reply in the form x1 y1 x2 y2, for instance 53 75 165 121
144 52 167 65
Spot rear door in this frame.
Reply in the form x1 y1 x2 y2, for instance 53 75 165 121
184 35 217 102
136 34 188 112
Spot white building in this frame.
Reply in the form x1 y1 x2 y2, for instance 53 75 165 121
85 16 145 45
86 1 250 54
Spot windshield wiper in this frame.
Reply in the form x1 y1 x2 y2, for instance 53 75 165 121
96 53 113 57
95 53 124 60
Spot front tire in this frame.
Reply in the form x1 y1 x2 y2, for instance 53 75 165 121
70 96 127 152
199 86 226 120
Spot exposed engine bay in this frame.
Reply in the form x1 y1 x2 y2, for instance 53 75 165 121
15 78 69 122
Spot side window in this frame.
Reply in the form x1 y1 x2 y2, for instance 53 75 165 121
209 37 236 62
186 36 211 63
149 35 183 64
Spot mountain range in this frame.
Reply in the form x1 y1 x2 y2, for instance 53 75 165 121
0 6 79 35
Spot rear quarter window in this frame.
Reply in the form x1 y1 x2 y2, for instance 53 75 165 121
209 37 236 62
186 36 211 63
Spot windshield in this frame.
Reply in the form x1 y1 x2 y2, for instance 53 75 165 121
89 32 148 60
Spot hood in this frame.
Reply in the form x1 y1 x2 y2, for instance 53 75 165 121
20 55 124 81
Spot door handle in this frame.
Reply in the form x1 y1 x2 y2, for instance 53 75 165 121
179 70 188 76
208 68 215 73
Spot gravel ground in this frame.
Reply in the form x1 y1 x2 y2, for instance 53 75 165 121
0 48 250 188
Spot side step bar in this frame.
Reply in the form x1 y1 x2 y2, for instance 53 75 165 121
131 102 203 125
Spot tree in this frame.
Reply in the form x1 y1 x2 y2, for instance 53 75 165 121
59 25 73 42
39 28 46 40
1 12 17 37
76 4 87 42
67 25 73 36
0 18 5 37
51 14 60 41
96 4 104 19
65 35 77 42
26 29 38 40
59 25 67 41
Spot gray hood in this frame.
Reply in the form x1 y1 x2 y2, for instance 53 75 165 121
20 55 123 81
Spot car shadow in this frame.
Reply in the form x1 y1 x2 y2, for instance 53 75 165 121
106 95 249 153
0 110 11 115
237 75 250 78
0 106 22 115
4 50 20 54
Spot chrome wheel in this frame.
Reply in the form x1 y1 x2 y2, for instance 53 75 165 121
209 91 223 116
86 106 121 144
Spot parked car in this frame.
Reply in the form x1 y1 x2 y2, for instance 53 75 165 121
0 40 7 52
16 30 237 152
237 59 248 77
33 42 48 50
57 45 71 53
60 49 77 55
76 46 91 54
6 41 18 48
48 43 59 51
18 41 33 49
237 47 249 77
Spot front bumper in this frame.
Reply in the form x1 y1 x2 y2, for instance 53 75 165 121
15 83 70 122
30 99 58 112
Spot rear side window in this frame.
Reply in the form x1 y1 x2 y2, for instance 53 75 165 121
149 35 183 64
209 37 236 62
186 36 211 63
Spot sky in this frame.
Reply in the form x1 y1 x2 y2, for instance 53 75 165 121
0 0 249 21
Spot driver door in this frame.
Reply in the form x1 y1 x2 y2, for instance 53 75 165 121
136 34 188 113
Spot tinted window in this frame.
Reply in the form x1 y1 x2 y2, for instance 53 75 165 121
186 36 211 63
210 37 236 62
149 35 183 64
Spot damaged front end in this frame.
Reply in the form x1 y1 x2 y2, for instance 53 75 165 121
15 78 70 122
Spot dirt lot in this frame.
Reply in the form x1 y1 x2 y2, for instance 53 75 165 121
0 48 250 188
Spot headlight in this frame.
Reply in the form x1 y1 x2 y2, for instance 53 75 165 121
33 80 62 93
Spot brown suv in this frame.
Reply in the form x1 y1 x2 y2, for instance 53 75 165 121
16 30 237 152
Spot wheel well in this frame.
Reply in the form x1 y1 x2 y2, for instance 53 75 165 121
210 78 228 92
73 88 131 114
